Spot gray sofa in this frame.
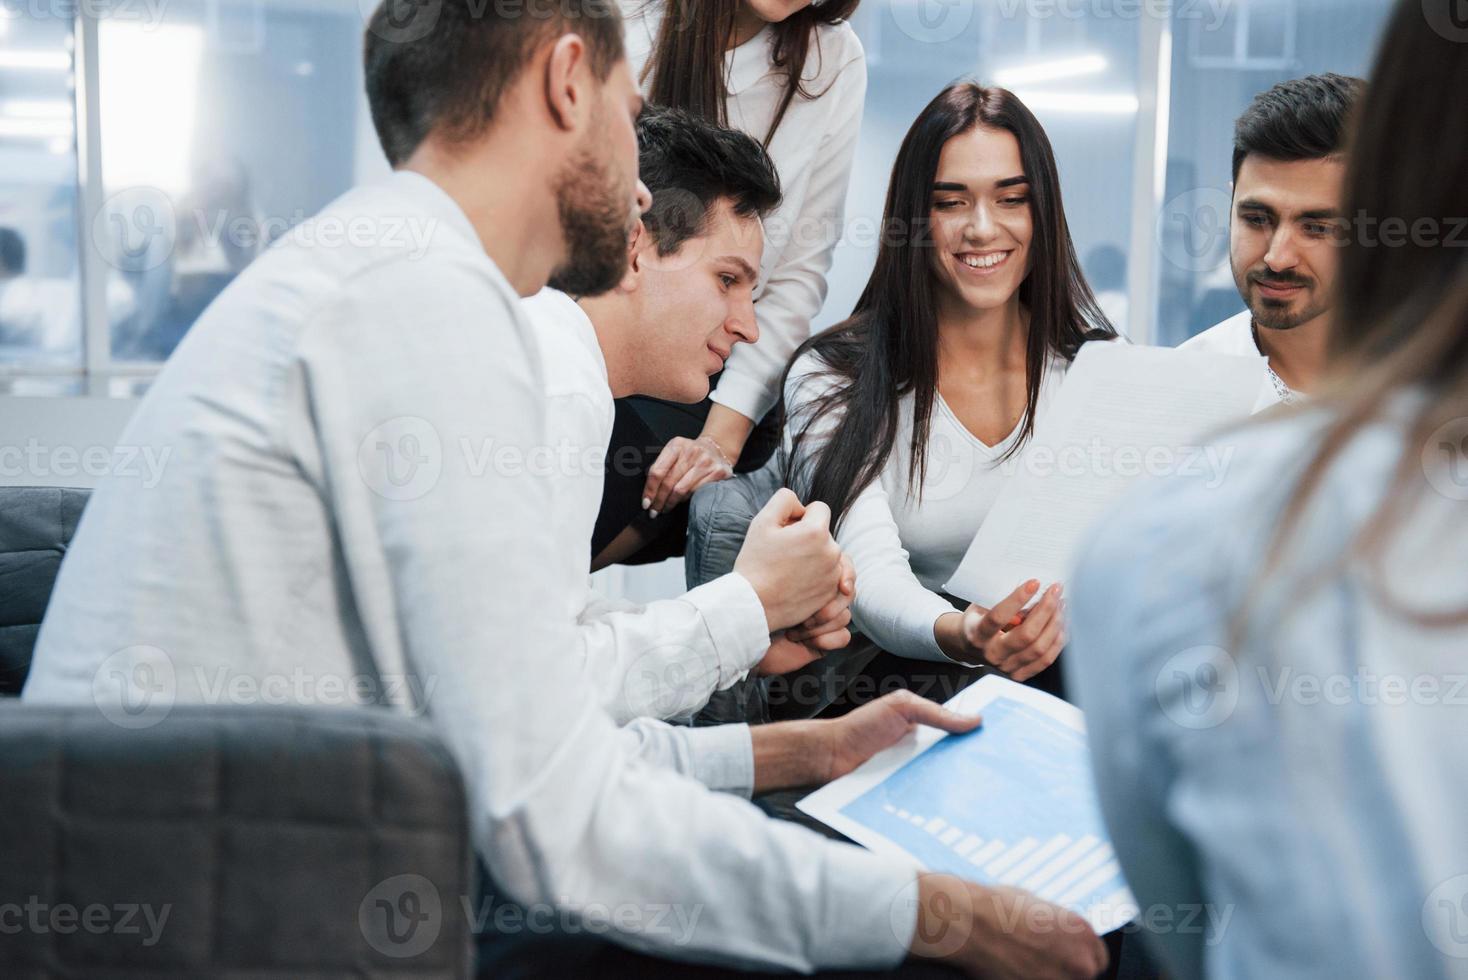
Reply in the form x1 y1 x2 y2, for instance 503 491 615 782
0 487 474 977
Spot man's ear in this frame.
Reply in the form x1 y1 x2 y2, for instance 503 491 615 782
619 219 652 293
544 33 589 132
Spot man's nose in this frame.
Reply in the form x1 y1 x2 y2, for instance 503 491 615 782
1262 226 1301 271
727 296 758 345
633 180 652 215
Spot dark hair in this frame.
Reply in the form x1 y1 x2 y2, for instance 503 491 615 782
1255 1 1468 627
1231 73 1365 183
636 105 782 256
365 0 625 167
0 228 24 276
639 0 860 147
786 83 1114 529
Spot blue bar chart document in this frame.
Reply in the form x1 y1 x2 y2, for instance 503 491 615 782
797 675 1137 934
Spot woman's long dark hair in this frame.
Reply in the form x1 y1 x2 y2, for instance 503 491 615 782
640 0 861 146
786 82 1114 529
1250 0 1468 627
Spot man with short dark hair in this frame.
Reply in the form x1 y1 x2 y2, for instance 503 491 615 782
526 105 857 729
25 4 1104 977
1182 73 1364 409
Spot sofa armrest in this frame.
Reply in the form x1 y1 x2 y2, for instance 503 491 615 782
0 487 91 697
0 704 473 978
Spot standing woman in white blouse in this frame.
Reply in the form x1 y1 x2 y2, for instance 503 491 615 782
592 0 867 568
785 82 1116 687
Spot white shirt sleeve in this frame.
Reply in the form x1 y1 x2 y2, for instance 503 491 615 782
785 356 957 661
573 571 771 723
620 717 756 797
303 256 917 972
711 49 868 423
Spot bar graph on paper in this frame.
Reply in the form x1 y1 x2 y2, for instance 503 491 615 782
798 678 1136 933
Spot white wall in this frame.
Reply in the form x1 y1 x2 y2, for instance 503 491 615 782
0 395 139 488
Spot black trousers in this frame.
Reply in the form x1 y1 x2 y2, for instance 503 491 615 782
592 393 782 564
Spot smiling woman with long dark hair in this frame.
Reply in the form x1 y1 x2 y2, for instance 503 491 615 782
784 82 1115 676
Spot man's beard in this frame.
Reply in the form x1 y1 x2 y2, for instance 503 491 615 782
546 143 634 297
1236 265 1327 331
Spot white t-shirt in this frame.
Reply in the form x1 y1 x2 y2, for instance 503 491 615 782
621 1 868 423
520 287 773 732
1179 310 1294 412
785 347 1069 660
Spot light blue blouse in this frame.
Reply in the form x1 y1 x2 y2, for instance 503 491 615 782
1067 398 1468 980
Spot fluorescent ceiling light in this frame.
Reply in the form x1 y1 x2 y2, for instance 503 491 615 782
0 117 75 138
995 54 1108 87
1009 91 1140 115
0 50 72 71
2 99 73 119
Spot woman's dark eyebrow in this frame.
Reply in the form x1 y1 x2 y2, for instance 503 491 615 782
931 176 1030 192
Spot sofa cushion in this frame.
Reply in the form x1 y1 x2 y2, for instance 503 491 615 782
0 704 473 977
0 487 90 696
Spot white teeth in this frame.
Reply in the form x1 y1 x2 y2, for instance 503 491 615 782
960 252 1008 269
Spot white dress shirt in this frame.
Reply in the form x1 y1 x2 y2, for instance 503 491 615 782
521 286 774 792
621 1 868 422
23 171 919 972
1180 310 1295 411
784 349 1068 660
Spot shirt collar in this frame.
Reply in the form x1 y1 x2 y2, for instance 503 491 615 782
383 170 481 251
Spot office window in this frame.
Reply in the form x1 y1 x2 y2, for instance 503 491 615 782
1 0 386 399
0 6 83 396
1155 0 1394 347
0 0 1404 399
97 0 383 380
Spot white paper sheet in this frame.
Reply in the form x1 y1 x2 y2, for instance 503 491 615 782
797 675 1138 935
943 343 1266 607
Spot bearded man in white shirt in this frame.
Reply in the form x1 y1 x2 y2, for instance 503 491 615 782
24 2 1105 979
1180 73 1363 410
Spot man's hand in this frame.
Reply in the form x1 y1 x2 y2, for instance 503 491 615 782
909 875 1108 980
816 689 983 784
783 553 855 648
936 580 1066 682
641 435 733 518
756 633 825 677
734 489 844 632
755 557 855 677
748 689 980 793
